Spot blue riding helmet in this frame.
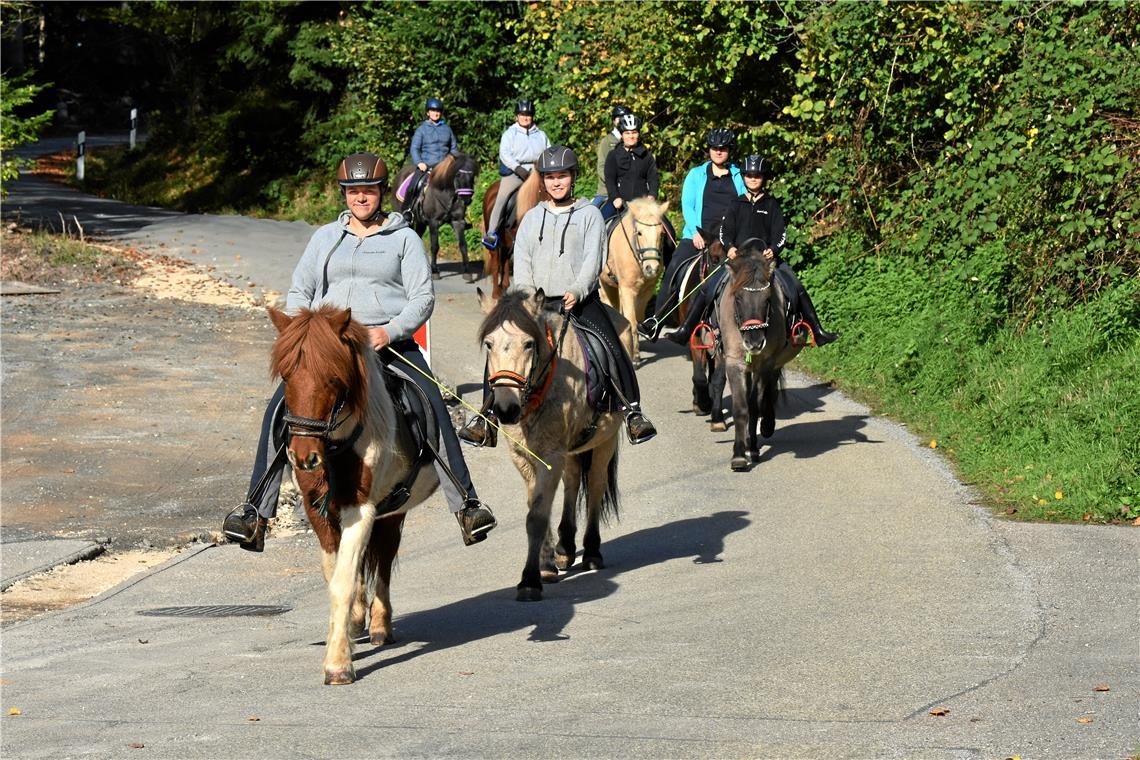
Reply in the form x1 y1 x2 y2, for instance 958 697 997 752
425 97 444 111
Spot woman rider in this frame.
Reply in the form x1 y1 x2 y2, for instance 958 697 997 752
668 154 839 347
482 99 551 250
459 145 657 447
600 113 659 222
223 153 497 551
593 104 631 206
639 127 743 342
401 97 458 206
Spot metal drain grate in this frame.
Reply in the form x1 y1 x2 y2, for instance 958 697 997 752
137 605 292 618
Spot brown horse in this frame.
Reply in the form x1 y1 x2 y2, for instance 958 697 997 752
717 241 803 471
675 223 729 429
476 288 624 602
479 172 544 299
268 305 438 684
598 197 670 364
393 153 480 282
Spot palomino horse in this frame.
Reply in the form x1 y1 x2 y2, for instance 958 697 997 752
598 197 670 364
268 305 439 684
393 153 479 282
675 223 729 428
476 288 625 601
479 172 544 299
717 241 803 471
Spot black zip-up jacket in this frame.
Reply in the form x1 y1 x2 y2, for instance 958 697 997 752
604 143 660 202
719 191 787 262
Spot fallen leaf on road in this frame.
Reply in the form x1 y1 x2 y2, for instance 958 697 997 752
8 708 21 716
138 639 148 644
128 742 145 749
929 439 938 449
1093 684 1110 692
247 716 260 722
929 707 950 716
1076 716 1094 724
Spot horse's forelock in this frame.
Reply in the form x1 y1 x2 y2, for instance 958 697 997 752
729 256 761 296
478 291 543 344
627 195 664 221
271 306 370 416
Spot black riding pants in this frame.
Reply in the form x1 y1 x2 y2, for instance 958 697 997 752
651 238 701 323
245 341 476 519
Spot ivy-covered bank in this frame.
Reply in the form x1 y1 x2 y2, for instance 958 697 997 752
9 1 1138 521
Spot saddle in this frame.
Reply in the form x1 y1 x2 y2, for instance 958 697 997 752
382 363 439 462
395 171 429 206
567 315 625 414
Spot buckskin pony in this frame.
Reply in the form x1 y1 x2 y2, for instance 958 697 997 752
716 241 803 471
476 288 624 601
393 153 480 282
268 305 438 684
598 196 670 364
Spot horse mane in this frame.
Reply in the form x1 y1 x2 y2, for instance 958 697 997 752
270 305 371 418
477 290 544 345
515 171 548 220
429 154 456 189
626 195 665 221
727 251 774 297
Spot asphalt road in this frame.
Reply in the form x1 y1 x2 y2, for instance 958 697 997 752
1 144 1137 759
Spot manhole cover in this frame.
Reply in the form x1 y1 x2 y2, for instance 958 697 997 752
137 605 292 618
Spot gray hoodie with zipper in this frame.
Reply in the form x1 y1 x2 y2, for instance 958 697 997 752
285 211 433 341
510 198 605 302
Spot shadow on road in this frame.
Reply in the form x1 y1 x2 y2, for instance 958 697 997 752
346 510 750 681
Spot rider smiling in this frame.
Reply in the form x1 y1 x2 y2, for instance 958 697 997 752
482 99 551 250
223 153 496 551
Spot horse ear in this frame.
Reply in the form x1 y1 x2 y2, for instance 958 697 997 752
658 200 670 216
268 307 292 334
476 287 498 315
532 288 547 313
333 307 353 335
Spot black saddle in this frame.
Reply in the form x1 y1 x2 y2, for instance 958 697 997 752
568 316 625 414
381 363 439 467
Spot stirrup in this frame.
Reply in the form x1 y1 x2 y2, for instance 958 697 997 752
791 319 815 347
481 232 499 250
636 317 661 342
625 411 657 445
222 503 266 553
457 500 497 546
458 414 498 448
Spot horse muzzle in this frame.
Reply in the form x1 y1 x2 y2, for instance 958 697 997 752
287 446 324 471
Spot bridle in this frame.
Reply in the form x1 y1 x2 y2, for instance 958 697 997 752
487 316 568 415
736 281 772 333
283 392 363 458
454 168 476 202
618 210 663 269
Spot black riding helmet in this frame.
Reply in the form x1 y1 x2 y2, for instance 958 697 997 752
516 99 536 116
337 153 389 188
618 113 643 132
742 154 773 176
611 104 632 119
537 145 578 174
705 128 737 150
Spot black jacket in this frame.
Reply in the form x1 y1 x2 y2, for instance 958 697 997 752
719 191 787 262
604 143 659 202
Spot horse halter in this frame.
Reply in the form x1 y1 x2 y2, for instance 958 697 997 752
736 281 772 332
454 168 475 200
487 321 562 414
619 212 663 268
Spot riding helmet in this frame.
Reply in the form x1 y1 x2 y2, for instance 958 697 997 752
618 113 643 132
516 99 536 116
337 153 389 188
611 104 632 119
537 145 578 174
425 97 444 111
742 154 773 176
705 127 737 150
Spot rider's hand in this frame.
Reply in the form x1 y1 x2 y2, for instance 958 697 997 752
513 166 530 181
416 162 428 172
693 230 706 249
613 197 624 209
368 326 391 352
727 246 738 260
562 291 577 311
762 248 775 261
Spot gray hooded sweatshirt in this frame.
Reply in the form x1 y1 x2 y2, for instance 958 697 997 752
510 198 605 302
286 211 433 341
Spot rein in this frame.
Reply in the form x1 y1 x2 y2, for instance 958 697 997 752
487 319 566 415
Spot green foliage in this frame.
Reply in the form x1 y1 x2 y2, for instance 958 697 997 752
0 70 54 194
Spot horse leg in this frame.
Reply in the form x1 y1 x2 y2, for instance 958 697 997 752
726 363 751 471
709 354 729 432
323 504 376 685
760 371 779 440
555 456 581 572
454 219 475 282
518 462 563 602
621 286 642 364
366 513 404 647
582 434 618 570
747 373 763 461
691 348 711 415
429 222 441 279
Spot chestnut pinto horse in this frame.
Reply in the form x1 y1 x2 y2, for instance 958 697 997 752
476 288 624 601
598 197 671 364
268 305 438 685
479 172 545 298
716 241 803 471
392 153 479 282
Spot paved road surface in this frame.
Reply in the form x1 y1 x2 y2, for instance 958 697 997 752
1 145 1136 758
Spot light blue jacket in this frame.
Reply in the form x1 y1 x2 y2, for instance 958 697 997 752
286 211 433 341
680 161 745 239
410 119 458 167
499 123 550 172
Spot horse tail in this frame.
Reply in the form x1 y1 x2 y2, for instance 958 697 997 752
575 446 620 525
363 512 405 590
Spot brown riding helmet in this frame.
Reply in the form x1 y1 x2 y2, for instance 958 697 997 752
337 153 389 188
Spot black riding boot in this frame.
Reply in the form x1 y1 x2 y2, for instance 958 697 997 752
456 499 498 545
458 411 498 447
625 406 657 445
798 290 839 346
222 503 267 553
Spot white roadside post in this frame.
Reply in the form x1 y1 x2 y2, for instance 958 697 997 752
129 109 138 150
76 130 86 182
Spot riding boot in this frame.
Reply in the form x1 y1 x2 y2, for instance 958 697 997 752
798 290 840 346
222 503 267 553
456 498 498 546
625 406 658 445
458 406 498 448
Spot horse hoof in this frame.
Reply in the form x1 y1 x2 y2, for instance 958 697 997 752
516 586 543 602
324 669 356 686
540 569 561 583
731 456 750 472
554 553 574 571
582 555 604 571
748 450 761 463
369 631 394 647
710 421 728 433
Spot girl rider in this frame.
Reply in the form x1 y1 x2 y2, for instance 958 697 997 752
459 145 657 447
600 113 660 222
223 153 497 551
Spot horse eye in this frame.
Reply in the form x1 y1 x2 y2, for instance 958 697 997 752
483 340 493 352
523 340 535 352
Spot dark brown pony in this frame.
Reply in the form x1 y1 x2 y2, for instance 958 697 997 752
268 305 438 684
479 172 545 299
393 153 479 282
675 223 729 429
716 242 803 471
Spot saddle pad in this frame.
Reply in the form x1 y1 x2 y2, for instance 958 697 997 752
570 321 622 413
668 251 703 294
395 173 415 203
